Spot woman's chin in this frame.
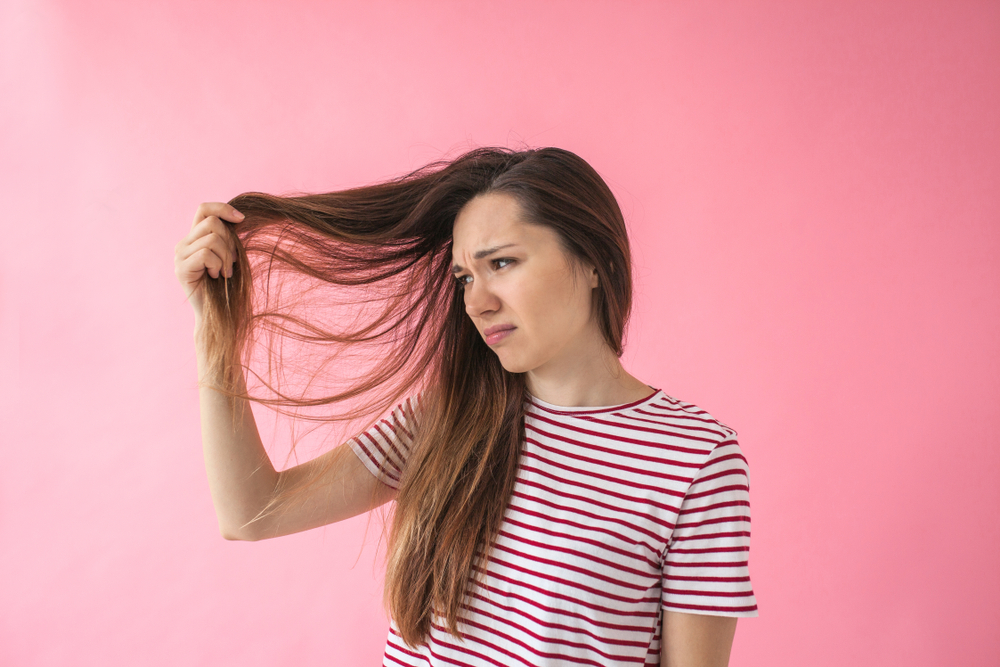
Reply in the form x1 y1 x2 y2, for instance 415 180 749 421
497 353 533 375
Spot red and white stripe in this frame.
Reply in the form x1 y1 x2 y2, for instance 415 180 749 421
350 388 758 666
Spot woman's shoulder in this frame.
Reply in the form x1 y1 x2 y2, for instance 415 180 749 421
652 391 739 442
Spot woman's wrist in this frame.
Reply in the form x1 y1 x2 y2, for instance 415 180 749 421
193 320 213 353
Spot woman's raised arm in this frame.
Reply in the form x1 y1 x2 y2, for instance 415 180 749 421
177 202 395 541
195 338 396 541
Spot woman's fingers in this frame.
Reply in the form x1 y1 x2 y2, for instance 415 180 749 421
177 246 226 283
175 203 245 311
179 209 241 272
188 202 244 272
179 222 236 270
192 201 244 229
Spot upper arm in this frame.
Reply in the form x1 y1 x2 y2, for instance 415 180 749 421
241 442 396 541
658 435 756 665
660 610 738 667
661 438 758 614
241 394 420 541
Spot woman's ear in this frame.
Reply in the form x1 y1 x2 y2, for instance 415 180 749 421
589 264 599 289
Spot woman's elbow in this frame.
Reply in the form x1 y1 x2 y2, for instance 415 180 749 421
218 521 261 542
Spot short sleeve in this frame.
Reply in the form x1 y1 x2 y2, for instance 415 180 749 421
348 392 423 489
661 437 759 617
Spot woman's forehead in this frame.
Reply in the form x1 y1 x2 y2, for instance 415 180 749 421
450 193 566 266
453 193 524 232
453 197 523 246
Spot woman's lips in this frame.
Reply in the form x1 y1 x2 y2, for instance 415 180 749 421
484 326 516 346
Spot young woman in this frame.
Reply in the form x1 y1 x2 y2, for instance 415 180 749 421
173 147 758 666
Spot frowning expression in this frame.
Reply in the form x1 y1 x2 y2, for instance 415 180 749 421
451 193 599 375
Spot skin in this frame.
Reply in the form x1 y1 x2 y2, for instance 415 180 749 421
176 198 738 666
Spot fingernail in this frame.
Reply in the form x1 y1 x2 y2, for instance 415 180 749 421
233 209 245 220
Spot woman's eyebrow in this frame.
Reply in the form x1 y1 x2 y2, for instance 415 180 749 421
451 243 519 274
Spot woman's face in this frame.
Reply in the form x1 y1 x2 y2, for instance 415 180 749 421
451 192 600 376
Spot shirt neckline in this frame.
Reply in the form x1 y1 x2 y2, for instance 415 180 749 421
526 386 663 416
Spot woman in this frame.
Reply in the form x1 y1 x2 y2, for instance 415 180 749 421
174 146 758 666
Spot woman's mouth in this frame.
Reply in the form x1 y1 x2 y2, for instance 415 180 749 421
484 326 516 346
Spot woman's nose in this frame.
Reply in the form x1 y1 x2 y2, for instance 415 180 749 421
464 278 499 316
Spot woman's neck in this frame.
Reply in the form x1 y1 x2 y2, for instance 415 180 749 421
525 344 652 408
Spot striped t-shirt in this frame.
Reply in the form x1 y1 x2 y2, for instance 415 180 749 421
349 387 758 666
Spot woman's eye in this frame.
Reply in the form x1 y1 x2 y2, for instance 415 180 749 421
455 259 514 289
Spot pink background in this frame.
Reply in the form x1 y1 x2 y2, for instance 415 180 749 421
2 1 998 665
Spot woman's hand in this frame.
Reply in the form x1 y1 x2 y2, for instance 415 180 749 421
174 202 244 322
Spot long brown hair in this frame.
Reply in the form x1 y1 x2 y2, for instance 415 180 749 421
198 146 634 646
